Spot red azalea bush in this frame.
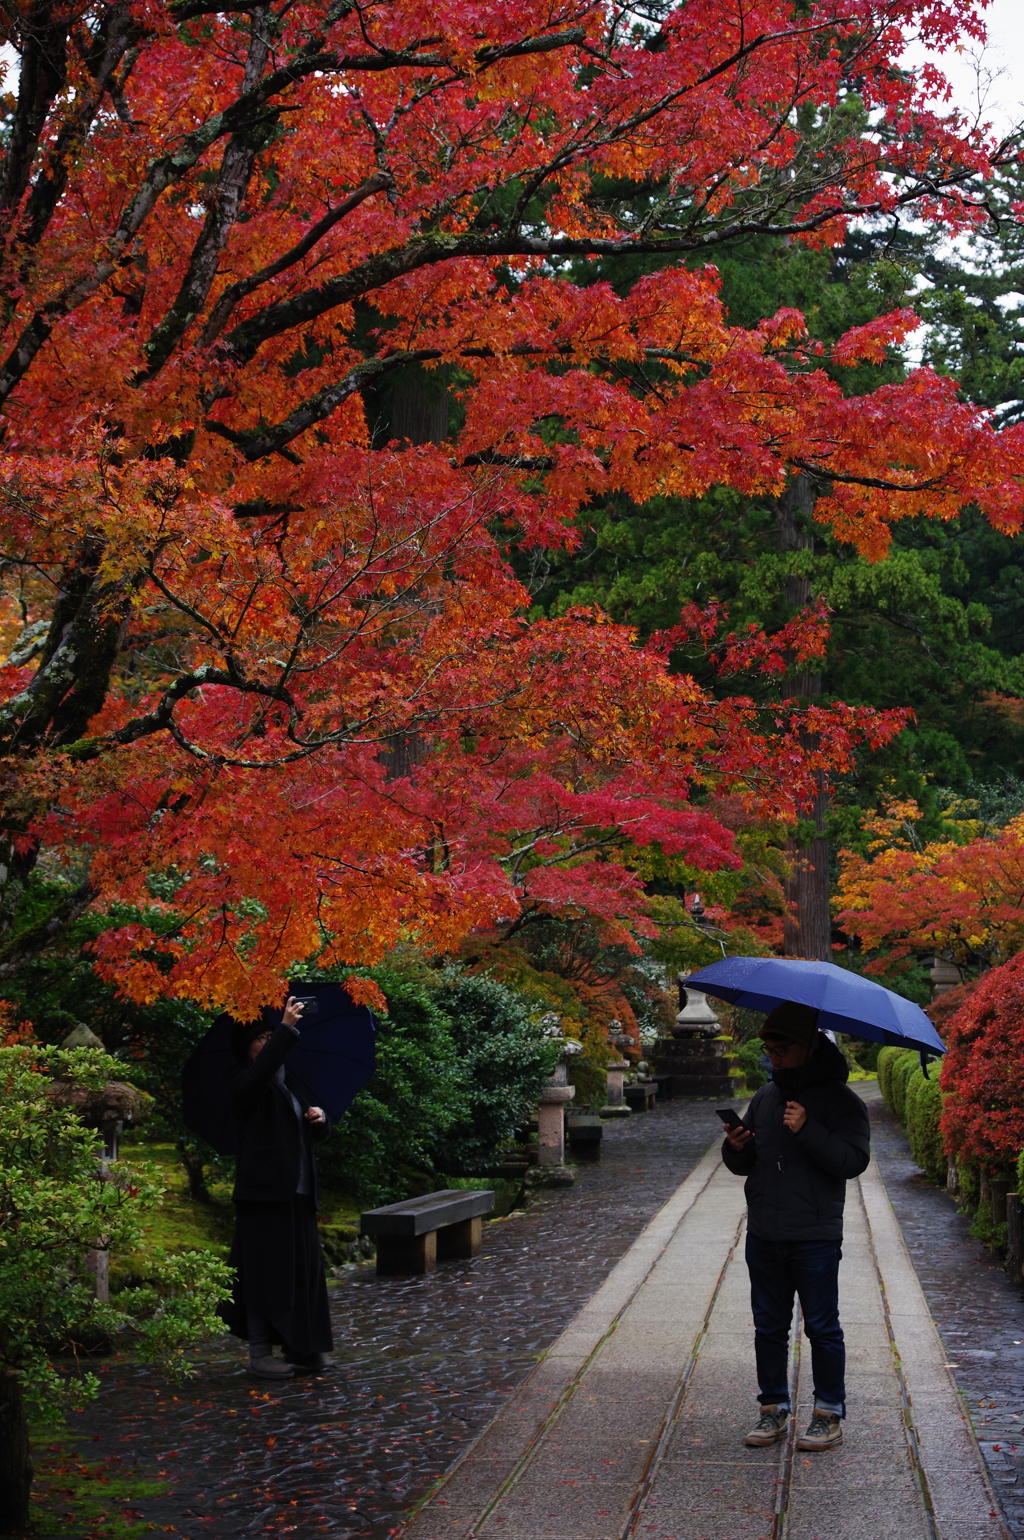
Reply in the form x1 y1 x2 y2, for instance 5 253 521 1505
941 954 1024 1171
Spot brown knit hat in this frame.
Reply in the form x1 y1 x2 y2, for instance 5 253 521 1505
760 1002 820 1048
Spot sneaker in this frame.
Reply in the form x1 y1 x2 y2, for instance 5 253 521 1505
247 1354 295 1380
745 1405 789 1446
796 1410 843 1451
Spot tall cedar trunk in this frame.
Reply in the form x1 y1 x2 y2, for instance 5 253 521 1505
0 1371 32 1534
777 476 831 962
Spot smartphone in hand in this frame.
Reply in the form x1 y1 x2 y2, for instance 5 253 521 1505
716 1108 744 1130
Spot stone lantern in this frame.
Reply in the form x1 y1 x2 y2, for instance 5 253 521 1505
532 1016 580 1184
600 1018 635 1118
921 956 962 999
651 980 744 1099
51 1024 153 1300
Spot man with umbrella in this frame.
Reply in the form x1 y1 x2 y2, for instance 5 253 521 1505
219 995 335 1380
721 1002 871 1452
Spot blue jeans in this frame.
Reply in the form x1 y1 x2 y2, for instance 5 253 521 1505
745 1233 846 1417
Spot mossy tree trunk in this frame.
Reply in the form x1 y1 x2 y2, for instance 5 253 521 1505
0 1370 32 1534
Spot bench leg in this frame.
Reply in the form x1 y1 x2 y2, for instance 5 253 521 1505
436 1216 482 1261
375 1231 437 1276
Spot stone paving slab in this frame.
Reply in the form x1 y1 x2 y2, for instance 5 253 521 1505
402 1131 1007 1540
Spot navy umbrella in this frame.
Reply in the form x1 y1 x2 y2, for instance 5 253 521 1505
684 956 945 1055
181 981 376 1156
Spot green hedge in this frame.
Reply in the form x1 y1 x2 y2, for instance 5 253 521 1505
906 1068 946 1184
877 1046 902 1109
878 1047 917 1117
878 1046 947 1185
891 1051 920 1125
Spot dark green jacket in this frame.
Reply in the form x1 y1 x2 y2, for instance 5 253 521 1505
721 1035 870 1242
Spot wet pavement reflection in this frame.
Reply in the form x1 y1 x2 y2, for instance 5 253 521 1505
64 1100 722 1538
869 1096 1024 1534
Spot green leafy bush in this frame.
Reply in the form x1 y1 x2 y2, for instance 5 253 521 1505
317 964 462 1206
734 1039 768 1091
905 1066 946 1183
431 970 562 1172
0 1045 231 1528
317 960 561 1201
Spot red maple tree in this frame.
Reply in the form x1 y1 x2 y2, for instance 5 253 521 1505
941 953 1024 1172
1 0 1021 1013
836 803 1024 971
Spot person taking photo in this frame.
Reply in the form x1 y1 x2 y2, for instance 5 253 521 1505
220 995 334 1380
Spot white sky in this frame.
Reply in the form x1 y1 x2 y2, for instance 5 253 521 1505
906 0 1024 140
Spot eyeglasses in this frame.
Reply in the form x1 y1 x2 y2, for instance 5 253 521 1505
761 1038 798 1057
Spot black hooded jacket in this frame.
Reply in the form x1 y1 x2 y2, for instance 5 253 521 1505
721 1034 870 1242
231 1023 332 1208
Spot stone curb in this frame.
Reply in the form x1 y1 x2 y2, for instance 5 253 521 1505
859 1153 1010 1540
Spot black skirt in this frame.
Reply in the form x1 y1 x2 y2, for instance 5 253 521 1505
219 1194 333 1355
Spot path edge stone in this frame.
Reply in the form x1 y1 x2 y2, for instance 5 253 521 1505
860 1153 1010 1540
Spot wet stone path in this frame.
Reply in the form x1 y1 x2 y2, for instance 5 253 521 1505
59 1100 726 1539
869 1094 1024 1536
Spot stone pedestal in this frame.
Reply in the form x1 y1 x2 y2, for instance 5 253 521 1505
538 1085 575 1165
653 984 744 1099
601 1059 632 1119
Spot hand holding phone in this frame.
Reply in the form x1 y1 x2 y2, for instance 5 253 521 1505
716 1107 753 1150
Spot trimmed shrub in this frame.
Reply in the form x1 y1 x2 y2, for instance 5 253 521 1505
905 1067 946 1184
878 1046 908 1111
891 1050 919 1124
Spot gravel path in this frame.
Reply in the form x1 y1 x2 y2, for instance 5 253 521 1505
55 1099 726 1539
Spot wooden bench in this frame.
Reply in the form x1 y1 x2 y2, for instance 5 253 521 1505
624 1082 657 1112
361 1188 494 1275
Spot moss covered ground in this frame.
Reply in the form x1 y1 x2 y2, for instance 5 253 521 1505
30 1429 167 1539
112 1139 364 1285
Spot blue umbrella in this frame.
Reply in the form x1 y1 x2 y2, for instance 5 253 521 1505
684 956 945 1055
181 981 376 1156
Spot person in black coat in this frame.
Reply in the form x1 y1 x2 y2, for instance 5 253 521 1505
722 1002 870 1454
219 996 335 1380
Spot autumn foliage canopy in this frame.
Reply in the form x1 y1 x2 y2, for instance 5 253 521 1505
836 800 1024 971
1 0 1023 1014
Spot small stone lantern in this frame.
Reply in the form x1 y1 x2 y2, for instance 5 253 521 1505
601 1019 635 1119
533 1016 580 1180
921 956 962 999
52 1024 153 1300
